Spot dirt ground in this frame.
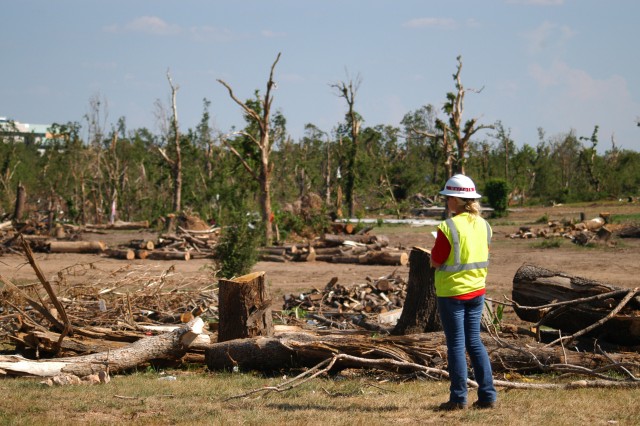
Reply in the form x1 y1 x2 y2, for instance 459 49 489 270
1 201 639 308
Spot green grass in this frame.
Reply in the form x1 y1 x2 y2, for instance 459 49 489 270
531 239 563 249
610 212 640 224
0 369 638 425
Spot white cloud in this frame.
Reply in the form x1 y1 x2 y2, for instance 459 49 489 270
523 21 576 54
530 60 628 101
189 26 239 43
403 18 458 30
528 60 639 146
105 16 181 36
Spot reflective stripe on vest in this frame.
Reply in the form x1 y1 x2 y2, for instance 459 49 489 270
438 217 491 273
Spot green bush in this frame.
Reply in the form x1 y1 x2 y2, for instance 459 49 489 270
484 179 510 218
215 211 260 279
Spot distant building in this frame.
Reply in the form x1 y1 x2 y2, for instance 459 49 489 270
0 117 54 146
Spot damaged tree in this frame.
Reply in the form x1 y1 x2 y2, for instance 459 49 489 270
217 53 281 245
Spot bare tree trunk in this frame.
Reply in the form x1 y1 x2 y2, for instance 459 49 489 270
441 56 493 175
217 53 281 245
13 182 26 222
168 71 182 213
331 75 362 218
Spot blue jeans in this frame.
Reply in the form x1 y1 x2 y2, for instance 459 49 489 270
437 295 497 404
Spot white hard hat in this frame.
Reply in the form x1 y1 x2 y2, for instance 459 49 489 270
439 174 482 199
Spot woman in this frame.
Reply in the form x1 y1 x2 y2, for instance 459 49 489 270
430 174 497 411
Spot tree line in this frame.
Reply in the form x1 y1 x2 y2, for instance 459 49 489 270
2 54 639 245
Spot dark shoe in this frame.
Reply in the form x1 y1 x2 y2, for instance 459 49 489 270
437 401 467 411
472 400 497 409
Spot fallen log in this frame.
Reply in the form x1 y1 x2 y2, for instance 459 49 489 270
259 254 287 263
321 233 389 247
135 249 149 260
86 220 150 230
15 330 128 356
205 331 640 375
512 264 640 346
330 254 361 264
619 225 640 238
145 250 191 261
105 248 135 260
128 239 155 250
48 241 107 253
358 250 408 266
0 318 204 377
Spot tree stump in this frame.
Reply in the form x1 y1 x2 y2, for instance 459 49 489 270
392 247 441 335
217 271 274 342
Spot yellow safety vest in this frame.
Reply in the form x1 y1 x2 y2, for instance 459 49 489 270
435 212 492 297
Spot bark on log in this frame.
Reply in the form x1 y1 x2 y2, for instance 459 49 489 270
358 250 408 266
146 250 191 261
0 318 204 377
204 331 640 373
259 254 287 263
330 254 361 264
392 247 441 335
105 249 135 260
258 247 287 256
512 264 640 346
322 233 389 246
314 246 348 256
86 220 150 230
217 271 274 342
16 330 128 356
619 225 640 238
128 239 155 250
48 241 107 253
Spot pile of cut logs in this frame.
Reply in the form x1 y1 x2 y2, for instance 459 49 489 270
105 226 220 261
507 214 623 245
259 228 409 266
282 272 407 315
0 218 220 261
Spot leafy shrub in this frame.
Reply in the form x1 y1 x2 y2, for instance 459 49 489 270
215 211 260 279
484 179 510 218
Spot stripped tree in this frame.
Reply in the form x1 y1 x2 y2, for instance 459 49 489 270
156 70 183 214
331 73 362 218
439 55 494 176
217 52 281 245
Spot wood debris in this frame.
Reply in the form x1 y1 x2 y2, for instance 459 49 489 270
282 272 407 319
259 228 408 266
506 213 637 245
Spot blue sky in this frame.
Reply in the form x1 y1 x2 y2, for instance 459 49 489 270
3 0 639 152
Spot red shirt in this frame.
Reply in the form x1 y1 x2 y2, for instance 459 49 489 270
431 229 486 300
